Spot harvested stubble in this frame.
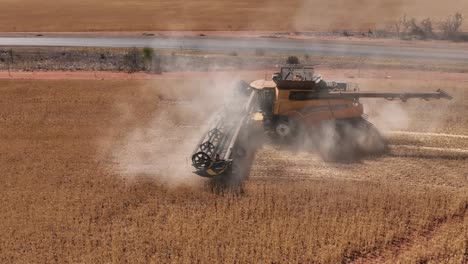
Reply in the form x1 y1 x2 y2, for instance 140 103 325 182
1 177 466 263
0 79 466 263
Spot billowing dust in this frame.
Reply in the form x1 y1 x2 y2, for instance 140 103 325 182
360 78 458 134
100 70 457 184
103 73 247 186
365 101 411 131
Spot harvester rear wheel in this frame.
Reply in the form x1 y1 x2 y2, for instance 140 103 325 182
312 118 387 161
351 118 387 155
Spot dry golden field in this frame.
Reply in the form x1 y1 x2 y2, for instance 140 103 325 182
0 72 467 263
0 0 467 32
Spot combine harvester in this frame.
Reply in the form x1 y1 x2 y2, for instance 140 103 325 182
191 66 452 179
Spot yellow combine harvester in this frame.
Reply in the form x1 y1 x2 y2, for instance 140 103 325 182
191 66 452 178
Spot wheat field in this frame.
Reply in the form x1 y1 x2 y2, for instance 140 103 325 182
0 77 467 263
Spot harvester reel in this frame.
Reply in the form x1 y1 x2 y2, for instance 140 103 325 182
200 141 215 155
208 128 223 141
192 152 212 169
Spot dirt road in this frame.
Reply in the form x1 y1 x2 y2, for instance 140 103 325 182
1 35 468 61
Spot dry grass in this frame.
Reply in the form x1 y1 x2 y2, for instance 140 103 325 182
375 214 468 264
0 78 467 263
0 0 467 32
1 177 465 263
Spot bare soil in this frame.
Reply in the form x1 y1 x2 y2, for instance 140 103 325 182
0 0 467 32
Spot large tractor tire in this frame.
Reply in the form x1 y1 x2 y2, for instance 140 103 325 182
311 118 387 162
273 117 299 141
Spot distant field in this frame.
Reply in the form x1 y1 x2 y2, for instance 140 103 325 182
0 0 467 32
0 73 466 263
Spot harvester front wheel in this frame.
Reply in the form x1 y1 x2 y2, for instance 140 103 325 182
234 146 246 157
274 117 297 140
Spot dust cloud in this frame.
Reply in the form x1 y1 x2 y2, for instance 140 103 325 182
300 119 387 162
102 72 246 187
98 0 461 182
365 100 410 132
364 91 455 134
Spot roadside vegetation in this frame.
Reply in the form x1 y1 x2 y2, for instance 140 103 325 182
394 12 466 41
123 47 161 73
3 46 468 75
286 55 300 65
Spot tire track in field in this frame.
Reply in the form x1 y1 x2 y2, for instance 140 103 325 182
388 131 468 139
387 131 468 154
248 130 468 183
348 202 468 264
389 144 468 154
180 125 468 180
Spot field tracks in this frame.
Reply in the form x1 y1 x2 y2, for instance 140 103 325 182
387 130 468 154
388 131 468 139
389 145 468 154
349 202 468 264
